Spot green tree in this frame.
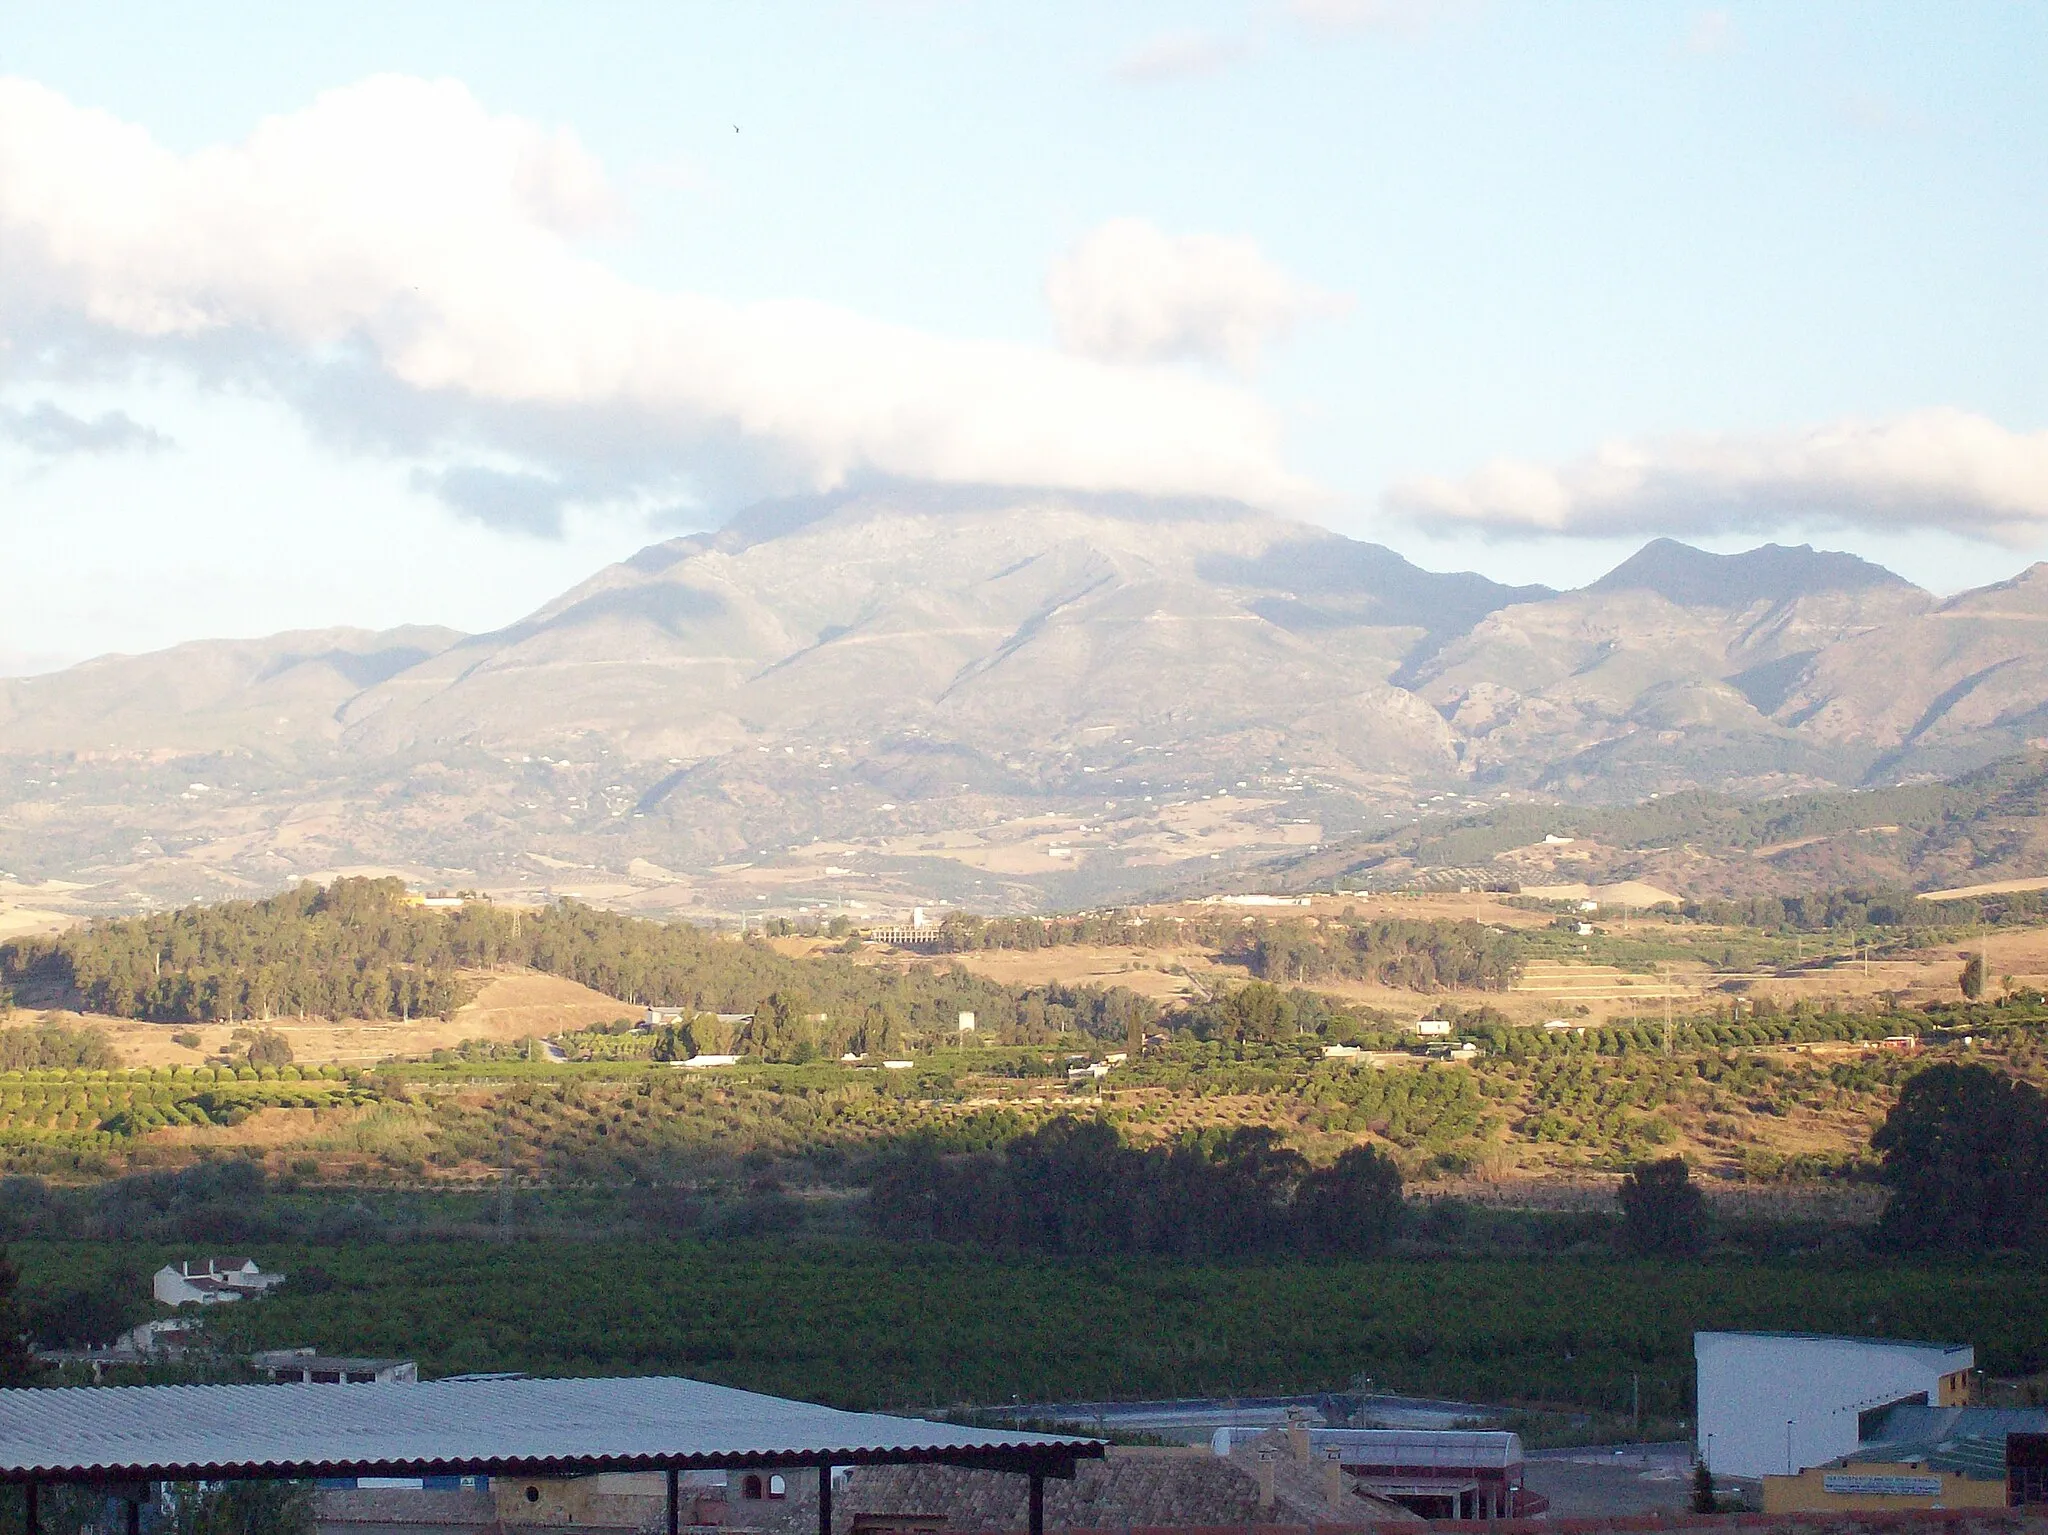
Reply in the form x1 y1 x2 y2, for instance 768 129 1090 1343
245 1029 294 1068
1618 1156 1709 1257
165 1481 314 1535
1223 982 1296 1042
1960 953 1987 1000
1691 1462 1716 1514
855 1003 900 1058
0 1246 44 1384
1873 1062 2048 1251
0 1022 119 1071
1297 1144 1404 1256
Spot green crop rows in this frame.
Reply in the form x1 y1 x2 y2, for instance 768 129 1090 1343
22 1239 2042 1415
0 1065 369 1149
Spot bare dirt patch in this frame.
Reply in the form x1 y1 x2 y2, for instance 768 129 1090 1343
1519 880 1684 909
445 971 637 1043
939 945 1218 1003
1917 874 2048 900
1718 926 2048 1012
34 969 636 1068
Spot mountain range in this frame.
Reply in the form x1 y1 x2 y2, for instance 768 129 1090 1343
4 486 2046 917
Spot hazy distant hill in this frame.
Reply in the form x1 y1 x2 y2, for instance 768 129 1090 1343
1587 537 1914 607
0 625 463 755
2 486 2045 913
1277 750 2048 901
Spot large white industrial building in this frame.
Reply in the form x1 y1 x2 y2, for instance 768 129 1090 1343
1695 1331 1974 1478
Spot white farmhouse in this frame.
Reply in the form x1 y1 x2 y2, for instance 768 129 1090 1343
1695 1331 1974 1478
153 1257 287 1307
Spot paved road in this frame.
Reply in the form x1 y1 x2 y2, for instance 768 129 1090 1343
1523 1443 1696 1517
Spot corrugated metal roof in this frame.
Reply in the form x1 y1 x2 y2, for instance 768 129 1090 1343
0 1376 1100 1484
1694 1331 1971 1357
1868 1405 2048 1447
1854 1404 2048 1481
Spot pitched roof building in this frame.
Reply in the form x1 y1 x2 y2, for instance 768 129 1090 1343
153 1257 287 1307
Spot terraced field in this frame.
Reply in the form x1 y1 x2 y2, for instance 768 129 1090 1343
1512 958 1700 1013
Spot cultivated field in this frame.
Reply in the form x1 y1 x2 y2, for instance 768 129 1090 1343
30 971 635 1067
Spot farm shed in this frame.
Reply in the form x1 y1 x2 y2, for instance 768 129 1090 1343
1696 1331 1975 1479
1309 1428 1533 1520
0 1375 1099 1535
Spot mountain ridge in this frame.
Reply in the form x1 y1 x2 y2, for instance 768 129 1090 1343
1588 537 1916 607
2 486 2042 916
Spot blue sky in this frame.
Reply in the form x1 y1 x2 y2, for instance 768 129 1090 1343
1 1 2043 670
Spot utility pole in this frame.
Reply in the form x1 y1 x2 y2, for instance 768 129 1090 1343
1662 971 1673 1057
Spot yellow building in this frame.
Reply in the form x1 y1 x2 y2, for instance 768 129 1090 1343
1762 1463 2006 1513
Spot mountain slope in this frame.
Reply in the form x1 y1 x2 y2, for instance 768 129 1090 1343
1 489 2043 914
1276 749 2048 899
1412 543 1934 796
334 489 1546 772
1588 538 1913 607
0 625 464 755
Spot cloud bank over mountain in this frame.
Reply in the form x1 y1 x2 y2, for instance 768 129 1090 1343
0 75 1310 525
1389 408 2048 545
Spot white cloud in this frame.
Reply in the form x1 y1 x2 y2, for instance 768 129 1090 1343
1113 30 1253 83
1388 409 2048 546
409 464 572 538
1045 218 1344 372
0 75 1311 526
0 400 169 455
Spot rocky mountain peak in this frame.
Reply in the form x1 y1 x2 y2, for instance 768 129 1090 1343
1588 538 1918 608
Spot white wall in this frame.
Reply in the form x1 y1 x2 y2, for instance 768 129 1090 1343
1695 1333 1972 1478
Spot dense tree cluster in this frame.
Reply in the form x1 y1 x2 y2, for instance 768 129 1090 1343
0 1244 40 1385
926 911 1218 952
867 1116 1403 1257
0 879 1163 1048
48 1227 2048 1411
0 1062 368 1156
1683 888 2048 933
1 879 472 1024
1461 1010 1918 1060
1873 1063 2048 1251
1618 1157 1710 1256
927 909 1523 995
0 1020 120 1071
1246 918 1519 991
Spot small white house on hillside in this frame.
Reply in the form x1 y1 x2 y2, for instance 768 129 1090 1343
153 1257 287 1307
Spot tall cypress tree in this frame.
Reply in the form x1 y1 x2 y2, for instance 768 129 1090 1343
0 1245 45 1385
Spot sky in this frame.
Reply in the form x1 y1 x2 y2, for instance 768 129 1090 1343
1 1 2044 673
